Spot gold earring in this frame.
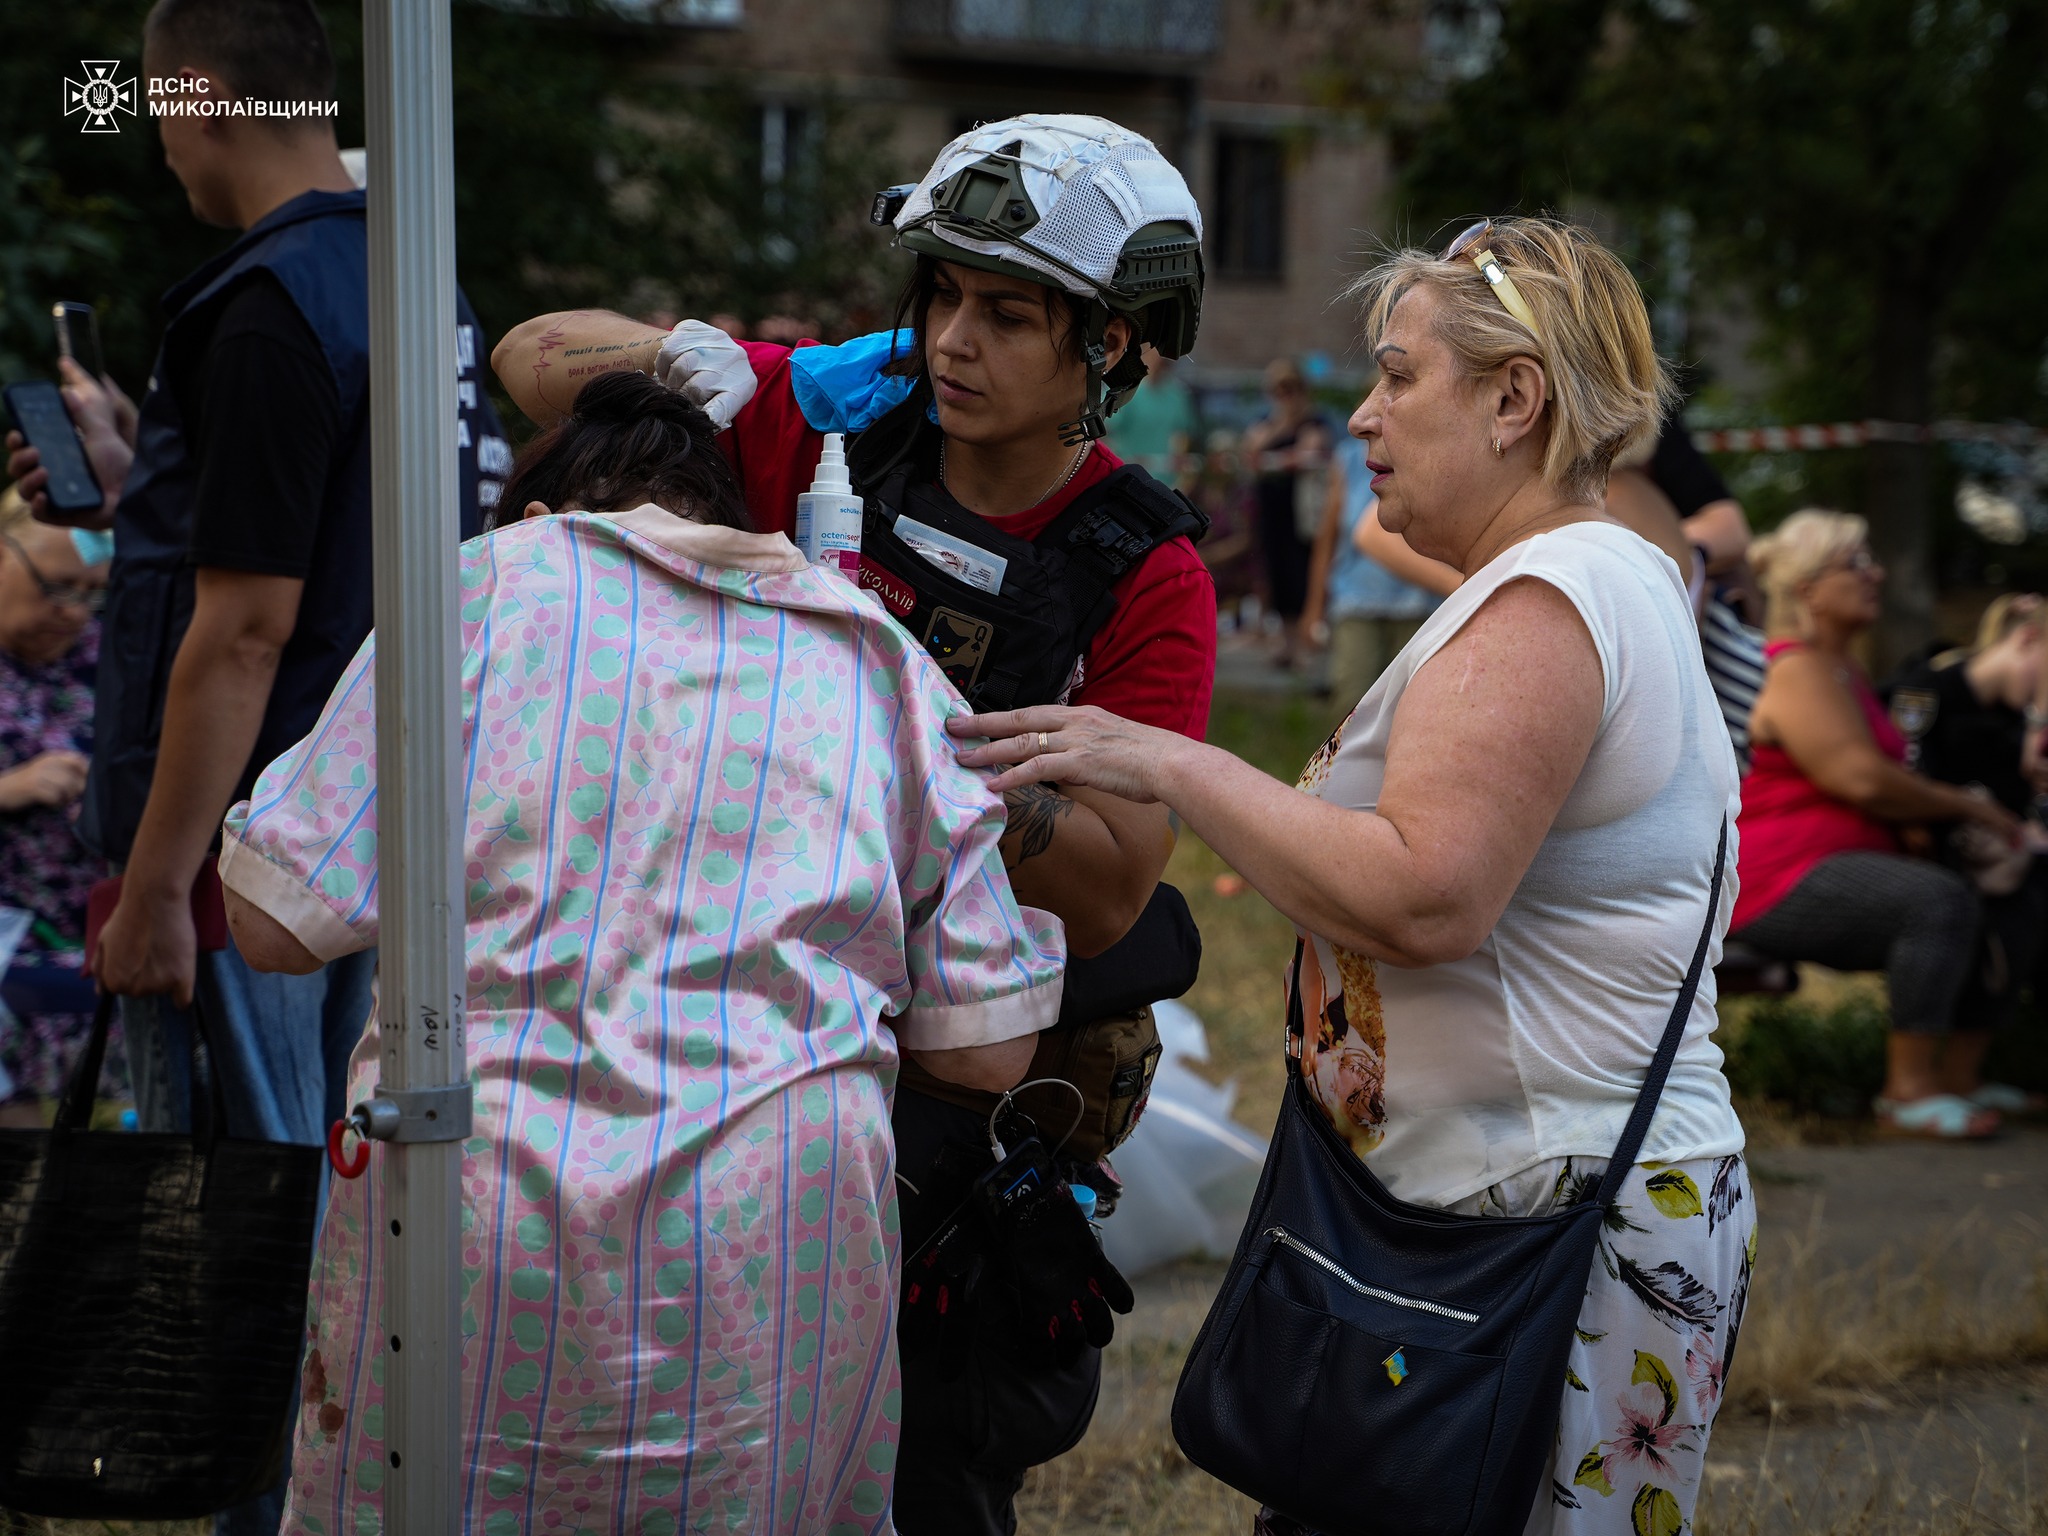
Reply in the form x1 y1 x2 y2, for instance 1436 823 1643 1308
1492 437 1504 458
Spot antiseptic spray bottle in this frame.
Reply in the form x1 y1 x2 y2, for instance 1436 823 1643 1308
794 433 863 577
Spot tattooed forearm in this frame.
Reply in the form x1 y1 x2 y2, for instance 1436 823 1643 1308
1002 783 1074 868
520 314 664 416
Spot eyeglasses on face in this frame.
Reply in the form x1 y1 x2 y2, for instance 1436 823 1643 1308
1821 548 1880 577
2 533 106 613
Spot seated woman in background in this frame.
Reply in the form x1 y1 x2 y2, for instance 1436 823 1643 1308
1729 510 2025 1139
218 372 1065 1534
1882 591 2048 1104
0 489 117 1127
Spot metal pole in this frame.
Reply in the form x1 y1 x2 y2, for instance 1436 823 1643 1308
361 1 470 1530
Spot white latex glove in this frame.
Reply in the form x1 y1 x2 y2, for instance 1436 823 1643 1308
655 320 758 431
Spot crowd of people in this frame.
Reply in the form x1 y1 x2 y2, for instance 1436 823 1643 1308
2 1 2045 1534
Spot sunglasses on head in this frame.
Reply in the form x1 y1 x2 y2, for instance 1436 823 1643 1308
1442 220 1545 353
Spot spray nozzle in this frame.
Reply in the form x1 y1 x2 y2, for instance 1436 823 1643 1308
809 432 854 497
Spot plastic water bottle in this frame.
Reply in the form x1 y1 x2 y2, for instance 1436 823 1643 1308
1071 1183 1098 1219
794 432 863 578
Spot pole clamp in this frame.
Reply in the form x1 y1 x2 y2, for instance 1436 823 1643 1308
357 1083 474 1144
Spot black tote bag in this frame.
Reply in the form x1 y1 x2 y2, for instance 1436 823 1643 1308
0 994 323 1520
1172 824 1727 1536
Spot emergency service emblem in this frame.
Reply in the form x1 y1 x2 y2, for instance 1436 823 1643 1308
924 607 993 692
1890 687 1938 741
65 61 136 134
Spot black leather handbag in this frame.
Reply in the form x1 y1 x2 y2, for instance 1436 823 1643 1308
1172 824 1727 1536
0 995 323 1519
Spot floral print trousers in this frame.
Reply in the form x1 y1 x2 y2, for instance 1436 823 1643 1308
1256 1155 1756 1536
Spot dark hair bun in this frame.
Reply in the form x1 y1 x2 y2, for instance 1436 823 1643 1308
492 361 752 534
573 369 714 438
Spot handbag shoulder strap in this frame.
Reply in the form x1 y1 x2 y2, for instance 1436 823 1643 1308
1594 817 1729 1206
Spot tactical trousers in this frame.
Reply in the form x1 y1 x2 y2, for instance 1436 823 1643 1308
891 1089 1104 1536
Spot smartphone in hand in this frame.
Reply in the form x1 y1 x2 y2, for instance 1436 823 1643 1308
4 379 105 520
52 301 104 384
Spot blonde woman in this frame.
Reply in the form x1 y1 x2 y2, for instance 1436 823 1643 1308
1731 511 2023 1138
951 218 1753 1535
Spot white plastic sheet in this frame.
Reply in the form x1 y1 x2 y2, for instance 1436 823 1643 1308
1098 998 1269 1277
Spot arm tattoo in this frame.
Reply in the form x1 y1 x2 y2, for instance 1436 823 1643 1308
1002 783 1074 868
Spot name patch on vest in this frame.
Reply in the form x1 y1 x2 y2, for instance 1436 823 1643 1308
858 558 917 618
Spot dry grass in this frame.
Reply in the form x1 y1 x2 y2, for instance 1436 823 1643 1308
1013 1271 1256 1534
1730 1207 2048 1419
1697 1439 2048 1536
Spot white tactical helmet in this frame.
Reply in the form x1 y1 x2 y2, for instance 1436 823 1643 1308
875 113 1205 443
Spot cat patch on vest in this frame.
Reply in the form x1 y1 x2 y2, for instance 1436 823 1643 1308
925 607 994 691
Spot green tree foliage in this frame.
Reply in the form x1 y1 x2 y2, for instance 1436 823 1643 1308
0 4 228 389
1372 0 2048 648
0 140 120 385
0 3 899 425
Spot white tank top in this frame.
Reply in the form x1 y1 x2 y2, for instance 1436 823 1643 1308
1292 520 1745 1207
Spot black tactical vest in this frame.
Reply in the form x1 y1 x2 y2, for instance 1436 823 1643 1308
844 392 1208 708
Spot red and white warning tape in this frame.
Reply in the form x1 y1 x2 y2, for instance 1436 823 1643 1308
1692 420 2046 454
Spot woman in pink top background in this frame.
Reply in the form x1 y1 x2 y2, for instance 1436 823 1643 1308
1729 510 2024 1139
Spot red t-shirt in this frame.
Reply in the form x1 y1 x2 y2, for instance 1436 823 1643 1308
720 341 1216 738
1731 640 1905 931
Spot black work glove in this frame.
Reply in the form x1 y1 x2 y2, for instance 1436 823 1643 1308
895 1136 991 1377
974 1141 1135 1366
898 1207 983 1377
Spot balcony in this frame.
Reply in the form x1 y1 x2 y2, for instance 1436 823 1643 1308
893 0 1221 74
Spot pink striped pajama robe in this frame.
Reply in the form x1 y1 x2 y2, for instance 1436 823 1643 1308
218 507 1066 1536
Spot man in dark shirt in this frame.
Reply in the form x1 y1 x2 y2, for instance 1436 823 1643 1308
8 1 505 1196
179 271 387 802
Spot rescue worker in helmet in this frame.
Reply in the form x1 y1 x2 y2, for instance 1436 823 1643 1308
494 114 1214 1534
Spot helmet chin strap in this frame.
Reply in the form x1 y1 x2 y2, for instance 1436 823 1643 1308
1058 305 1111 447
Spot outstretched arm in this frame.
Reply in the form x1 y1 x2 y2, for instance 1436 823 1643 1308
953 578 1607 967
491 310 667 425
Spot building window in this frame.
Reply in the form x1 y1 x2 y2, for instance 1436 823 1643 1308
1213 133 1285 280
758 103 818 266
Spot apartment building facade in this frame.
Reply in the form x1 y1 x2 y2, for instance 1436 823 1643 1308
638 0 1394 374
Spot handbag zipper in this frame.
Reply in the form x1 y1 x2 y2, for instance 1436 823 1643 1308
1264 1227 1481 1324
